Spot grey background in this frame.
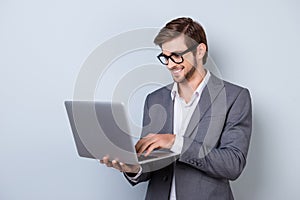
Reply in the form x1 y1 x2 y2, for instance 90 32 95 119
1 0 299 199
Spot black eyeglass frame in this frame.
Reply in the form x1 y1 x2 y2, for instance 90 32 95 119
157 43 199 65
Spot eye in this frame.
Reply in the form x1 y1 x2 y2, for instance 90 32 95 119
172 53 181 59
161 55 168 61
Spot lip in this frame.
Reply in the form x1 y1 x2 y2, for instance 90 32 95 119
171 67 184 75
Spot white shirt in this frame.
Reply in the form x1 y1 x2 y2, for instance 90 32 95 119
169 70 210 200
126 71 211 200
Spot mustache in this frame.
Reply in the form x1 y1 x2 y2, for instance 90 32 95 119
169 66 184 70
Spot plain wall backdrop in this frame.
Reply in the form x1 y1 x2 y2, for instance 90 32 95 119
1 0 299 199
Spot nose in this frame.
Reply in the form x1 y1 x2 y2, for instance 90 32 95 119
166 58 177 70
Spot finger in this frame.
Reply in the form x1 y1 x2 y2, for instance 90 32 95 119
135 138 148 152
145 143 159 157
135 134 156 151
135 138 147 153
102 157 113 167
137 139 156 156
102 157 107 164
102 156 109 164
102 156 109 161
136 135 158 152
120 162 140 173
106 161 113 167
112 160 122 171
139 136 158 153
119 162 130 172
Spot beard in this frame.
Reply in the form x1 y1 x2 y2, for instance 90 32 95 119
177 57 197 83
172 65 196 84
185 66 196 81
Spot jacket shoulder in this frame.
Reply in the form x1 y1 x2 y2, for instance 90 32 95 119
220 79 251 109
210 73 251 102
146 83 172 100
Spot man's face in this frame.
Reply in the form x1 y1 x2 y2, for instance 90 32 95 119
161 35 197 83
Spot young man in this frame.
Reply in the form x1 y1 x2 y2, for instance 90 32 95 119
101 17 252 200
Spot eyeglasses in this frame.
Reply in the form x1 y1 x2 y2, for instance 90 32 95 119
157 44 198 65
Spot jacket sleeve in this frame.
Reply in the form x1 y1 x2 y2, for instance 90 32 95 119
124 170 151 186
179 88 252 180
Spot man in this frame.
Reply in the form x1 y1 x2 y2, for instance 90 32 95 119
101 17 252 200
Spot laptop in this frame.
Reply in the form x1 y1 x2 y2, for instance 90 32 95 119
64 101 179 165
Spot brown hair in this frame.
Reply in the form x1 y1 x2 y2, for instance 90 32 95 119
154 17 208 64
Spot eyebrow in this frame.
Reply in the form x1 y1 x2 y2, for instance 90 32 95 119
162 49 186 55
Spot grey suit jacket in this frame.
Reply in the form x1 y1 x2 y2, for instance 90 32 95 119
125 73 252 200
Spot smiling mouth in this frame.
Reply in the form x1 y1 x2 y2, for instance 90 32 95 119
171 66 184 74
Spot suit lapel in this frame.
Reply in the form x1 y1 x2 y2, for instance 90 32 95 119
164 83 175 134
184 74 225 138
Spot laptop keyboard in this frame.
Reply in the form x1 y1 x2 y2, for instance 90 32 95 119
138 154 158 161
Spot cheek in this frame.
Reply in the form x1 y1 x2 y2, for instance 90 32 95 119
183 58 196 68
183 54 196 66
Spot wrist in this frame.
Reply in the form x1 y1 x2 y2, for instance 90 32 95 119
126 166 142 177
132 166 140 174
170 134 176 147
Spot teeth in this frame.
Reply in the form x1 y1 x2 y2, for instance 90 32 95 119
173 68 182 73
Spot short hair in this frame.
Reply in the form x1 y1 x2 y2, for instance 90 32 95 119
154 17 208 64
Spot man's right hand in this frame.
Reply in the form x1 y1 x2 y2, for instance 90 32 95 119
135 133 175 156
100 156 141 174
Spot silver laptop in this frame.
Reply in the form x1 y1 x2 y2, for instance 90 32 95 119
64 101 179 165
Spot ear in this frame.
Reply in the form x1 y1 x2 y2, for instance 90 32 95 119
196 43 206 60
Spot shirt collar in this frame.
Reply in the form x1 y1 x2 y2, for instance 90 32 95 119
170 70 211 100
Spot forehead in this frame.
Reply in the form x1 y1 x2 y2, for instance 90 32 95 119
161 35 188 53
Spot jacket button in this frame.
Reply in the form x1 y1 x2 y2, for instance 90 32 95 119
162 175 168 182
